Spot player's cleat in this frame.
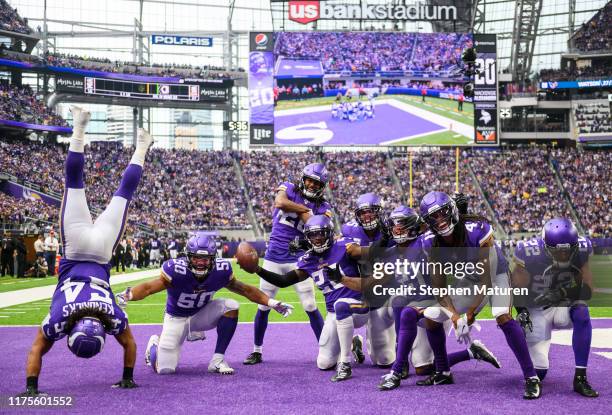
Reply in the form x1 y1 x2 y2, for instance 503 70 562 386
416 371 454 386
378 371 401 391
243 352 263 365
400 363 409 380
112 379 138 389
352 334 365 364
331 362 352 382
144 334 159 367
208 358 235 375
19 388 48 397
573 376 598 397
470 340 501 369
523 377 542 399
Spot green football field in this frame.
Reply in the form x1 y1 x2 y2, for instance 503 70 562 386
275 95 475 146
0 256 610 325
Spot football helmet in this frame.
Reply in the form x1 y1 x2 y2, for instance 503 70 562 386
542 218 579 268
299 163 328 200
185 232 217 280
67 317 106 359
354 193 382 231
388 205 422 244
420 191 459 237
304 215 334 254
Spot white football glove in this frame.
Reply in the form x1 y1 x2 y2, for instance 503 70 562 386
116 287 132 308
454 315 471 345
268 299 294 318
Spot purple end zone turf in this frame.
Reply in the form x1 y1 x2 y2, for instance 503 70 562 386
1 320 611 414
274 103 444 145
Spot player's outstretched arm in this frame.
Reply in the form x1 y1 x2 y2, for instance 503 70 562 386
112 326 137 389
255 266 307 288
116 275 169 306
23 328 54 395
226 276 294 317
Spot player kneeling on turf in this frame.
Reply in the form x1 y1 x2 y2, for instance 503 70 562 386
238 215 369 382
512 218 598 398
117 232 293 375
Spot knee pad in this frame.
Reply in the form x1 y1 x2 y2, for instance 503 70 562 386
298 291 317 312
423 306 446 322
528 340 551 370
317 355 336 370
492 307 511 320
223 298 240 312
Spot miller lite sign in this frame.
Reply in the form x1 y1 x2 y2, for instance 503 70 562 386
289 1 320 24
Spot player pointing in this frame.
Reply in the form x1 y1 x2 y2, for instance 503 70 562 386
22 106 152 395
116 233 293 375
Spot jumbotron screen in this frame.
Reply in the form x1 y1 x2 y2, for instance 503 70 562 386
249 32 498 146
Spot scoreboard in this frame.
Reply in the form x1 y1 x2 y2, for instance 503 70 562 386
56 75 232 103
84 78 200 101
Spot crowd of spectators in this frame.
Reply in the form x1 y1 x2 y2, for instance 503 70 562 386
0 139 609 238
237 150 318 232
575 102 611 134
393 150 490 222
539 63 612 82
0 83 67 126
323 151 401 224
469 148 572 233
43 52 242 79
275 32 470 76
572 1 612 52
552 148 611 237
0 192 57 233
275 83 323 100
0 139 250 231
0 0 31 35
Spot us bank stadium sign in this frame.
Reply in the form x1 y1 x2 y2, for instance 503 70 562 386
287 1 457 24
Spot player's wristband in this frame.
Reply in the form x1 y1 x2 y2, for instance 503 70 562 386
123 367 134 380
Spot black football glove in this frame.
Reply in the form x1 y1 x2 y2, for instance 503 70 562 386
534 288 567 308
453 192 468 215
289 237 310 255
515 307 533 334
112 379 138 389
324 266 343 283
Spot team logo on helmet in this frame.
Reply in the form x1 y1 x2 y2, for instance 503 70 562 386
542 218 579 268
304 215 334 254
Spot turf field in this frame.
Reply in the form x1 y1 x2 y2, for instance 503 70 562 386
1 256 610 324
274 95 474 146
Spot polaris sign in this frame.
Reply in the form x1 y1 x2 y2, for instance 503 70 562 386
151 35 213 47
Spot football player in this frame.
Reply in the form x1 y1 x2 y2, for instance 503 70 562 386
244 163 331 365
417 191 541 399
340 206 499 391
22 106 152 395
117 233 293 375
341 193 396 368
511 218 598 397
239 215 368 382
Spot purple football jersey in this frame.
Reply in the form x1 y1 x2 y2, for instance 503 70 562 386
421 220 507 278
151 240 160 249
380 236 434 304
297 238 361 312
265 181 333 263
162 257 232 317
42 271 127 341
341 219 382 246
513 236 592 296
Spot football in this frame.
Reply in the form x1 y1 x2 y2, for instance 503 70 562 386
235 241 259 273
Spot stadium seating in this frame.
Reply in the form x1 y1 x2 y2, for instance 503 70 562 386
0 0 31 34
575 102 612 134
0 83 67 127
572 1 612 52
0 140 609 237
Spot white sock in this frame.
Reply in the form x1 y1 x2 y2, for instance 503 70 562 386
69 132 85 153
336 317 354 363
130 147 147 166
254 345 262 353
211 353 224 363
